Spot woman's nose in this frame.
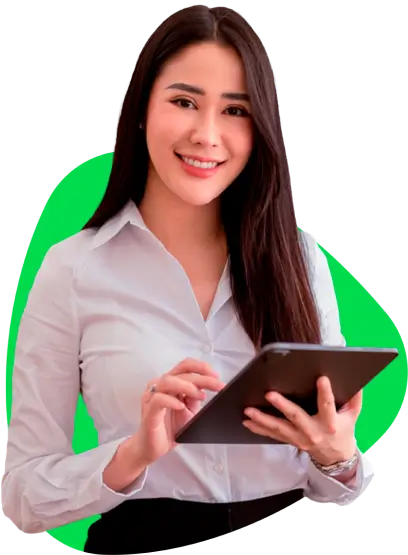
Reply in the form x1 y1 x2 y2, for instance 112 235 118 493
189 112 221 147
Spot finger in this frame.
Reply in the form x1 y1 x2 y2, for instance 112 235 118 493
156 375 207 400
316 376 337 433
183 395 204 414
170 359 220 378
265 391 313 432
142 392 186 429
177 373 225 392
147 392 186 414
244 407 302 445
242 420 287 441
242 420 282 441
159 374 224 397
339 390 363 415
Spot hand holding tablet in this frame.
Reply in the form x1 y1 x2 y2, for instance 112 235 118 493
175 343 399 448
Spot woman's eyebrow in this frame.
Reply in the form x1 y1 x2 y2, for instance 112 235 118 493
166 82 249 102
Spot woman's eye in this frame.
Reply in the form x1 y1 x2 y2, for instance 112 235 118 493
172 98 195 109
224 106 249 117
170 99 249 117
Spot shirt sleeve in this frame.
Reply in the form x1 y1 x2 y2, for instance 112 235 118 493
1 237 148 534
304 447 374 505
300 232 375 504
301 231 346 346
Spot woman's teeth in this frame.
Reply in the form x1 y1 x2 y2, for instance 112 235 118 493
181 156 219 169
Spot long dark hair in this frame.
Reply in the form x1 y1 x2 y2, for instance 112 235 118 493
83 5 322 348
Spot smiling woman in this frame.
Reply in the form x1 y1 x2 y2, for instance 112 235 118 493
84 4 325 347
143 42 253 206
2 5 374 555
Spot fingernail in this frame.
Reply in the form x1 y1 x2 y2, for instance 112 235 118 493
244 408 254 417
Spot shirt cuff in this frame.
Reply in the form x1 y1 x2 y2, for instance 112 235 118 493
304 448 374 505
102 467 148 497
92 436 149 509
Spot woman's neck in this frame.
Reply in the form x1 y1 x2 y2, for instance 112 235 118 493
139 181 225 252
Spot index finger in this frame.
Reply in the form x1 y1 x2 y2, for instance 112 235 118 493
170 358 219 378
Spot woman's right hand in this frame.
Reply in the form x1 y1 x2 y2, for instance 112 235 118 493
133 358 224 465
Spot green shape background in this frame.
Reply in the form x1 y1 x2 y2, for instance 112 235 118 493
5 153 408 552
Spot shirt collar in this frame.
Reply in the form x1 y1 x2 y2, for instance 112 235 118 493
91 200 147 249
90 199 232 309
90 200 231 284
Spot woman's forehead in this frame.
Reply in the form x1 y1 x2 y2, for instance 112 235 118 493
154 43 248 95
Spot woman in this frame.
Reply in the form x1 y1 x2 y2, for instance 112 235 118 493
2 5 373 554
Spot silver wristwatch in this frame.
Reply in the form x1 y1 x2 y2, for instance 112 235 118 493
311 452 358 477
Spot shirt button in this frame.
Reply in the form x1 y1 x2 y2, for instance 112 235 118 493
214 464 224 474
202 344 212 354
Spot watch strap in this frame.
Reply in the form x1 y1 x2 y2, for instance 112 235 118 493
311 452 358 477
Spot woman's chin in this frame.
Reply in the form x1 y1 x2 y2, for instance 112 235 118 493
178 192 221 207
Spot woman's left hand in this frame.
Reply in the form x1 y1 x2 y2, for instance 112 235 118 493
243 376 362 465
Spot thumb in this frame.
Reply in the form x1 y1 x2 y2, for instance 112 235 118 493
184 398 200 414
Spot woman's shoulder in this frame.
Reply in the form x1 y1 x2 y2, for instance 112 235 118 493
38 228 97 282
298 229 324 275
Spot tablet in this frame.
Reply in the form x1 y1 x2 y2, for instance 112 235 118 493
175 343 399 445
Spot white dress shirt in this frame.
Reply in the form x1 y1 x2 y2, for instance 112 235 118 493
2 200 374 533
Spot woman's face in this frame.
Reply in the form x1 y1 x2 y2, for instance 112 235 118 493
144 42 253 206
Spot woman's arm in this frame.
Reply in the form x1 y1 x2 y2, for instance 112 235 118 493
1 236 148 533
301 232 374 504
